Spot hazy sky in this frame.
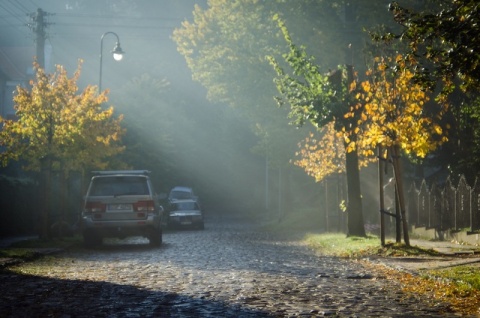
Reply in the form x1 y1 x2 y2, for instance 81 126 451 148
0 1 207 92
0 0 319 213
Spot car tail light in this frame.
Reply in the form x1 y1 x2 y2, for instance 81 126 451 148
134 200 155 212
85 202 106 213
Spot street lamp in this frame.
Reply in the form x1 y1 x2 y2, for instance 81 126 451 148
99 31 124 93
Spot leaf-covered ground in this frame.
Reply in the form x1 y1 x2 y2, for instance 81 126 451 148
362 261 480 316
302 232 480 316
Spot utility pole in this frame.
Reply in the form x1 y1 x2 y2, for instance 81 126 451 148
28 8 52 69
28 8 52 239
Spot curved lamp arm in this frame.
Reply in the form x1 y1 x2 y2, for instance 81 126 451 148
99 31 125 93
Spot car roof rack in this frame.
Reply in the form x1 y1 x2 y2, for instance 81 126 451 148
91 170 151 176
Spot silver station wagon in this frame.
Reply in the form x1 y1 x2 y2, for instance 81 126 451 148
81 170 163 247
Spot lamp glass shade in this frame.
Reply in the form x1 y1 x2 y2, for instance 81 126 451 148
112 43 124 61
113 52 123 61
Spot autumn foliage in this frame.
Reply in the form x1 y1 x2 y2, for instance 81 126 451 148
353 55 448 159
294 121 380 183
294 122 345 182
0 61 125 174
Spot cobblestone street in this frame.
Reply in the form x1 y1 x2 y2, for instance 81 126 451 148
0 216 464 317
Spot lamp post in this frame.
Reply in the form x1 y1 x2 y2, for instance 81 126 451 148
99 31 124 93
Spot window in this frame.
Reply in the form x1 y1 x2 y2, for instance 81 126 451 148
90 177 149 196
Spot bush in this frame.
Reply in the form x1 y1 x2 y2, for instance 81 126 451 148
0 175 38 237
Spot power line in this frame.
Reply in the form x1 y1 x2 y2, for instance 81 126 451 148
53 22 175 30
0 2 27 25
0 3 31 42
8 0 30 14
56 12 181 22
1 4 185 28
0 4 188 48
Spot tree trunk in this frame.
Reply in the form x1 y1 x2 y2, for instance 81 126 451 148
378 146 386 246
57 169 67 238
394 184 402 243
40 156 52 239
391 145 410 246
344 141 366 237
343 63 366 238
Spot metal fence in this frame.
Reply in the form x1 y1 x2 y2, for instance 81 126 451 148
407 175 480 235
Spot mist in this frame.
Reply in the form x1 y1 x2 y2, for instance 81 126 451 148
0 1 355 226
1 1 277 214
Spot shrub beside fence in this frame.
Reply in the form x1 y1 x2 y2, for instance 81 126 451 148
0 173 83 238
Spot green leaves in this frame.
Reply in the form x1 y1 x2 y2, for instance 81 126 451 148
386 0 480 93
267 21 336 129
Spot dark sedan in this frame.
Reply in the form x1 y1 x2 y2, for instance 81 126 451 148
167 199 204 229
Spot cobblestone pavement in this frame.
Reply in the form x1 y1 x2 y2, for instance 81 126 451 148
0 216 468 317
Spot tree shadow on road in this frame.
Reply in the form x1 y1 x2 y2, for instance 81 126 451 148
0 268 276 317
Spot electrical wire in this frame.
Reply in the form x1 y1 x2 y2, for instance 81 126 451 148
8 0 30 13
0 2 31 42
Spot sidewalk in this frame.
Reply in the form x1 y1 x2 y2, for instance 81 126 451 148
370 239 480 273
410 238 480 256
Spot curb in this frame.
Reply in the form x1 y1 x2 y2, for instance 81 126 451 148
0 248 64 269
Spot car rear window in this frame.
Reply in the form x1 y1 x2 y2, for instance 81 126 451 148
173 201 198 210
90 176 149 196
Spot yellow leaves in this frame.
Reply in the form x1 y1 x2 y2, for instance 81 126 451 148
355 55 448 159
378 63 387 71
395 53 403 63
345 141 356 153
0 61 125 172
361 81 371 93
293 121 376 182
293 122 345 182
348 81 357 93
433 124 442 135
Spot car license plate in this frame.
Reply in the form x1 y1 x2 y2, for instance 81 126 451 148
108 204 132 211
181 220 192 225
